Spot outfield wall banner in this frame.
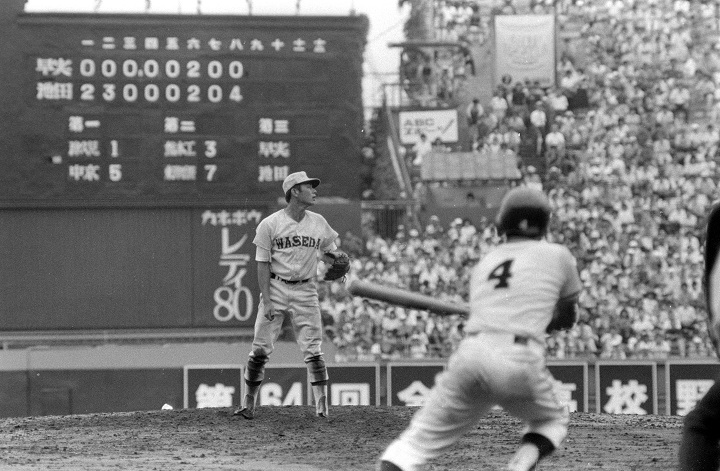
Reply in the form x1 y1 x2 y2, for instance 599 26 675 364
547 362 588 413
596 362 658 415
386 363 445 406
256 365 310 407
493 14 555 88
192 208 264 328
327 364 381 406
398 109 459 145
183 365 243 409
184 364 309 407
666 361 720 416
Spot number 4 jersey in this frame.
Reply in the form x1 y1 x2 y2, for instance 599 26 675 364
466 239 582 343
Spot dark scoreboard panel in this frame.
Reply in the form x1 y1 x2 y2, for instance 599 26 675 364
0 2 368 206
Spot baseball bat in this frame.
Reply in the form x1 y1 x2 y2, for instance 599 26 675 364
347 279 469 316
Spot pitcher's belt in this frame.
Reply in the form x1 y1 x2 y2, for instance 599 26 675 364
270 273 311 284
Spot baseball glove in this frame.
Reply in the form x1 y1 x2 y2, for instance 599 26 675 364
323 250 350 281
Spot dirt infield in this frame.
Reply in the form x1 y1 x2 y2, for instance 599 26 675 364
0 407 683 470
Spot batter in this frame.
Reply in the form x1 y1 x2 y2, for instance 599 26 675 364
379 186 582 471
235 171 338 420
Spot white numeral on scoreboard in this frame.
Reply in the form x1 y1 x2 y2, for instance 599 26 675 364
204 164 217 181
204 140 217 158
76 83 244 103
109 164 122 182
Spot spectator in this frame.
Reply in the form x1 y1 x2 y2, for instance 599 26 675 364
530 100 548 135
510 81 530 115
466 98 484 147
431 137 450 153
545 122 567 170
412 133 432 167
490 88 510 121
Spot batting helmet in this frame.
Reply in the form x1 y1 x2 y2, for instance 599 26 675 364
495 186 551 238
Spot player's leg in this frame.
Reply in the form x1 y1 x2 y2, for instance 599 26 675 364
235 291 287 419
291 283 329 417
678 379 720 471
502 365 569 471
379 347 493 470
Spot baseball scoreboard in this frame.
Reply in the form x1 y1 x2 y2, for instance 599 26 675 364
0 1 367 333
0 1 368 206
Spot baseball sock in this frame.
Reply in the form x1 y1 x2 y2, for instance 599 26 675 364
508 433 555 471
312 382 328 417
507 443 539 471
244 380 261 408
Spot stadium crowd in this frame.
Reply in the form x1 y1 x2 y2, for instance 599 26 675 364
319 0 720 362
399 0 487 108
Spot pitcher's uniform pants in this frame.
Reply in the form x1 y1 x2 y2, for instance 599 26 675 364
245 278 328 385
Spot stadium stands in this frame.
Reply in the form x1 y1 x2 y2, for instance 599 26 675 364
326 0 720 361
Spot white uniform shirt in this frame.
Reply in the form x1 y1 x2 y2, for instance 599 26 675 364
253 209 338 281
466 239 582 342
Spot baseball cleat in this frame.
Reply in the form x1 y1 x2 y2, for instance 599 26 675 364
378 460 403 471
315 394 328 418
232 394 256 420
233 406 254 420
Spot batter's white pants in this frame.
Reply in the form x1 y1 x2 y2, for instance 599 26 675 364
381 332 569 471
249 278 325 363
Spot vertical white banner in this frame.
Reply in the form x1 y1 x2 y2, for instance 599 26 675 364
494 14 556 88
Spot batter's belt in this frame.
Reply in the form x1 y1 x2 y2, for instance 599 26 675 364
466 331 545 354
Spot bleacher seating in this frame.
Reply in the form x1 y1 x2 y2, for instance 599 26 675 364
329 0 720 362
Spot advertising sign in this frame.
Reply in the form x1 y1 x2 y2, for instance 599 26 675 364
666 361 720 415
547 362 588 413
192 207 264 327
257 365 309 406
327 364 380 406
596 362 657 415
184 365 243 409
387 363 445 406
398 109 459 145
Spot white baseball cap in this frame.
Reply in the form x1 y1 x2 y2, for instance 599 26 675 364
282 171 320 195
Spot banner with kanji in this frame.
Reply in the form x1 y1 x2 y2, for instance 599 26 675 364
183 365 243 409
666 362 720 415
386 363 445 406
547 362 588 413
493 14 556 88
596 362 657 415
192 208 265 327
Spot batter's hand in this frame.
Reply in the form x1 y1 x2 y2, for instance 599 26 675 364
263 302 276 321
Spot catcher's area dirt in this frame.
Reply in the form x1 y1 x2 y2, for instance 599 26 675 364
0 407 683 470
